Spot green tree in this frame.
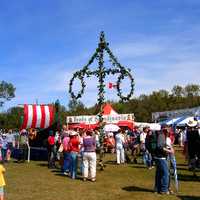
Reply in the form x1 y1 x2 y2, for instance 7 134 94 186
184 84 200 97
68 99 86 115
171 85 184 97
0 81 16 107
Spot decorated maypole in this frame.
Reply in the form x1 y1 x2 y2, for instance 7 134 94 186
69 32 134 169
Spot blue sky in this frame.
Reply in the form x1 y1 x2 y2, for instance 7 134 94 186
0 0 200 110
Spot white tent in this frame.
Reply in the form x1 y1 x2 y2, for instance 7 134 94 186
135 122 161 131
103 124 120 132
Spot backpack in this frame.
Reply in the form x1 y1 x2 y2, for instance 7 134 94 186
150 132 166 157
145 133 156 153
155 133 167 157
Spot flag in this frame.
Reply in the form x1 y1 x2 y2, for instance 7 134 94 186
108 82 117 89
21 104 54 129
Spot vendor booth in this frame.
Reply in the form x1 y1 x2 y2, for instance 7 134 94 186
153 106 200 127
14 102 60 161
66 103 135 131
160 116 200 126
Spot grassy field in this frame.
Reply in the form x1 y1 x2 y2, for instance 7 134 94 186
4 148 200 200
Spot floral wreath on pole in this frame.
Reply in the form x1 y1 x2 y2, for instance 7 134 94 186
69 32 135 170
69 32 135 103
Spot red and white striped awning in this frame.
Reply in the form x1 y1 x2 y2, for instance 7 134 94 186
21 104 55 129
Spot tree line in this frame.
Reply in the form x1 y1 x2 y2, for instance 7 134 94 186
0 81 200 129
66 83 200 122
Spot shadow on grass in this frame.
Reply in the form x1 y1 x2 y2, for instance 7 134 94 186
37 162 48 167
122 186 154 193
131 165 147 169
51 169 61 173
54 173 83 180
104 160 117 165
176 167 189 171
178 174 200 182
54 173 67 177
177 163 187 167
178 195 200 200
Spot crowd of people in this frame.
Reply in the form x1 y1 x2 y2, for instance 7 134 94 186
0 129 30 164
0 118 199 197
47 125 97 181
45 119 200 194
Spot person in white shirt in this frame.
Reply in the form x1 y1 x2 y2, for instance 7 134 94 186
140 126 149 165
115 129 125 164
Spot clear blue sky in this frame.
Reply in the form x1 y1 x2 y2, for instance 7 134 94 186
0 0 200 110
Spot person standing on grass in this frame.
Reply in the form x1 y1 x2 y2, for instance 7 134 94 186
82 130 96 182
47 130 56 168
62 132 71 175
165 129 177 193
140 126 149 165
115 129 125 164
6 129 15 161
186 119 200 172
69 131 80 179
78 130 85 175
0 134 8 164
154 128 174 195
130 126 141 164
145 129 154 169
0 164 5 200
18 129 29 163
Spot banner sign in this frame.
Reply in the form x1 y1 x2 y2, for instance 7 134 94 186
66 114 134 124
152 106 200 121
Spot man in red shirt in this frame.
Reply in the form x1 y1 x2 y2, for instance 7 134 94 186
47 130 56 168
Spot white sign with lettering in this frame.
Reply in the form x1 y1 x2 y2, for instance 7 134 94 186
66 114 134 124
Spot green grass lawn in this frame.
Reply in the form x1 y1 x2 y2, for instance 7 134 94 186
4 148 200 200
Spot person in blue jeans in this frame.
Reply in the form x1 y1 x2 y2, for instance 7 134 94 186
140 126 149 165
70 152 78 179
155 158 169 193
69 131 80 179
154 129 174 194
62 134 71 175
63 152 71 174
0 134 8 163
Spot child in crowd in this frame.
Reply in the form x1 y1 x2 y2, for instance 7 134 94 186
0 164 5 200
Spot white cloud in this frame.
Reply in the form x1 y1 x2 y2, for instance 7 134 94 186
3 21 200 110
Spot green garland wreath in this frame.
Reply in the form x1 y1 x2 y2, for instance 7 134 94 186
69 71 85 99
69 32 135 103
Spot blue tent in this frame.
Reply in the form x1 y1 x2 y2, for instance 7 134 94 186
160 116 200 126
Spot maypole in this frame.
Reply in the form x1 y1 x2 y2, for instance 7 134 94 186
69 32 135 170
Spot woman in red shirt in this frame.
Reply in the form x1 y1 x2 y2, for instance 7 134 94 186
69 131 80 179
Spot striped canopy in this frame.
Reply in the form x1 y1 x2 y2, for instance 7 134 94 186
21 104 55 129
160 116 200 126
178 116 200 126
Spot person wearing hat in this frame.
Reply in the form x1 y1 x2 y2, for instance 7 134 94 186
69 131 80 179
186 119 200 171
